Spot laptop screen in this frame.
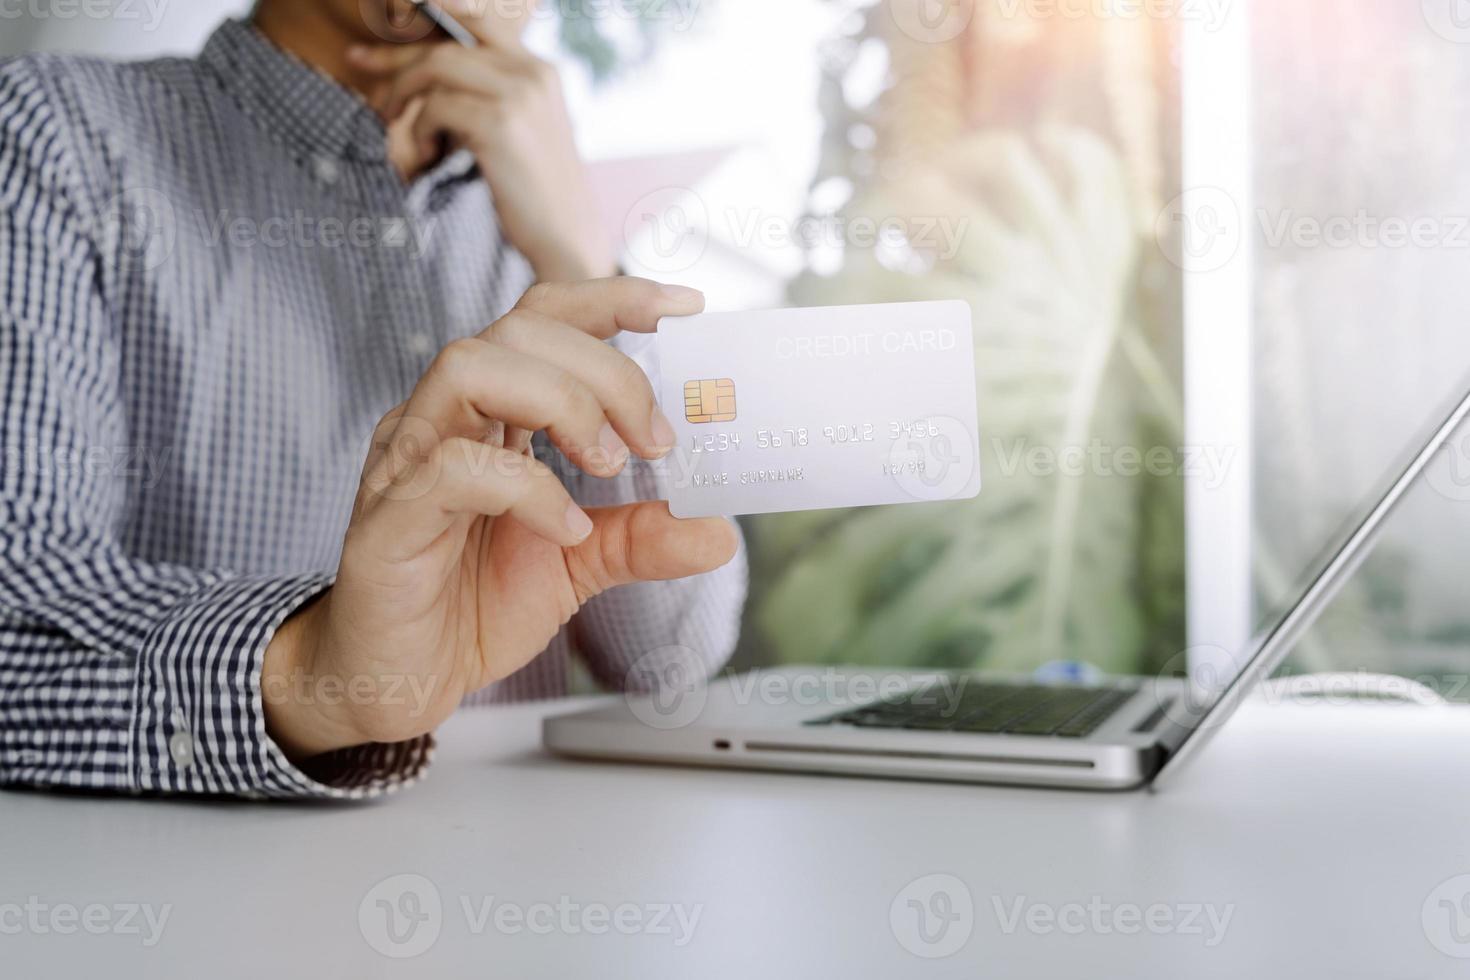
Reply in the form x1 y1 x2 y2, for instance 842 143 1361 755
1160 374 1470 770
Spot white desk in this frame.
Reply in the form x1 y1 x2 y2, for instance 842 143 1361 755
5 697 1470 978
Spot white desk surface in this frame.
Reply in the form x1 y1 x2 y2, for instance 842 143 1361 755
5 697 1470 979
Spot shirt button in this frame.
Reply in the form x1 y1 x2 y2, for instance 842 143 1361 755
311 155 342 186
407 332 435 357
169 731 196 771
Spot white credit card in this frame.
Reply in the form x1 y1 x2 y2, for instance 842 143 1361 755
656 300 981 519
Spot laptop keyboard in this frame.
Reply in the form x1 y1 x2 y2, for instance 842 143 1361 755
808 681 1136 738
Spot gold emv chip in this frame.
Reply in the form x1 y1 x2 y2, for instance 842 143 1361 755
684 378 737 423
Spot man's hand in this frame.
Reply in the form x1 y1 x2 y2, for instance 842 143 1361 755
348 30 614 282
263 278 737 759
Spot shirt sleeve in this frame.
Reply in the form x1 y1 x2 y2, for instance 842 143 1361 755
0 59 430 799
556 333 750 692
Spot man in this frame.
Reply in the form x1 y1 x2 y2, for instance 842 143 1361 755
0 0 746 799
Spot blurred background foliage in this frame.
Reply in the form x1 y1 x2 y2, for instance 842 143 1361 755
732 4 1189 677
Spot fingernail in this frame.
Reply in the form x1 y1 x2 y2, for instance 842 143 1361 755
650 407 677 456
565 503 594 541
597 423 629 471
659 284 705 310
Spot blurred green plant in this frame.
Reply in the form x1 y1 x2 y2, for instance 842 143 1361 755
747 128 1185 675
738 5 1187 676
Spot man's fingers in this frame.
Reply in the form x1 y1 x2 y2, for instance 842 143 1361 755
488 309 668 459
563 502 739 602
379 45 515 120
515 278 705 340
363 438 589 558
394 337 630 478
408 90 484 159
348 42 527 119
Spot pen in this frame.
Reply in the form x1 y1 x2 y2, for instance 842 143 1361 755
410 0 480 48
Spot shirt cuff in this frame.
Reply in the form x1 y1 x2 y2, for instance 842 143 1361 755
131 573 433 799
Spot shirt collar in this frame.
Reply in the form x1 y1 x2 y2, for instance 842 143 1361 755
199 18 388 163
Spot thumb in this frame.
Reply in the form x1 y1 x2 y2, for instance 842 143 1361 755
564 501 739 602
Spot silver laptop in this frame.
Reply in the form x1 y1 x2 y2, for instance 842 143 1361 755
545 382 1470 791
